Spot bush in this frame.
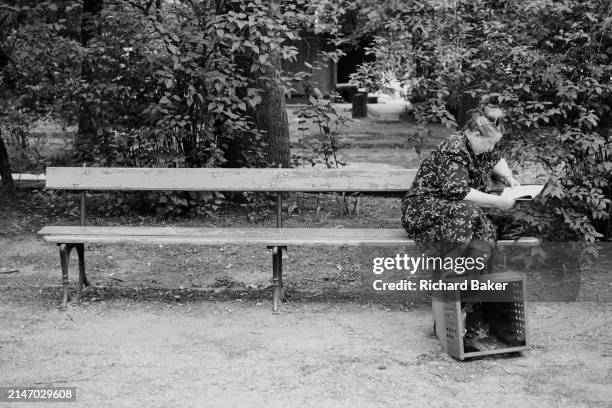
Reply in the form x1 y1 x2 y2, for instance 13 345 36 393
350 0 612 241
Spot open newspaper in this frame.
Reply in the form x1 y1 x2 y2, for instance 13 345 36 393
501 184 545 200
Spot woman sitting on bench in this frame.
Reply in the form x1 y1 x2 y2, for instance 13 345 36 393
401 105 520 274
402 105 522 349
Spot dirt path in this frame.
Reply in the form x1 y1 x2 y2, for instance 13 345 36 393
1 296 611 408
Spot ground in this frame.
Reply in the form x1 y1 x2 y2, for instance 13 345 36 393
1 99 611 407
2 297 611 408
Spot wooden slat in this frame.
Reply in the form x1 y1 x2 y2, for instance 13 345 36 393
38 226 540 247
0 173 46 181
45 167 417 192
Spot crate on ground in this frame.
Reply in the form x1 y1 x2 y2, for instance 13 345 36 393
432 271 528 360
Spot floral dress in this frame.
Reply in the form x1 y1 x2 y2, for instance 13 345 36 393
401 131 502 253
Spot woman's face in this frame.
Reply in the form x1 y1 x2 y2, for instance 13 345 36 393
470 111 504 154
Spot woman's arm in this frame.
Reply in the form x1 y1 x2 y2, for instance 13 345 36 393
492 158 520 187
464 188 515 210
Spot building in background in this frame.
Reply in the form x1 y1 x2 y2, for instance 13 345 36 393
282 33 374 102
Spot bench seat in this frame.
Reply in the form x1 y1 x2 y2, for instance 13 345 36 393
39 226 539 247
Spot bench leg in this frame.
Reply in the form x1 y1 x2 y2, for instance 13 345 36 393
58 243 89 307
74 243 90 303
271 246 283 313
58 244 72 308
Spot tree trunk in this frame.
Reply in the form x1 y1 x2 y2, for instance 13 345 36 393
76 0 104 162
254 64 291 168
216 0 290 168
0 132 15 195
252 0 290 168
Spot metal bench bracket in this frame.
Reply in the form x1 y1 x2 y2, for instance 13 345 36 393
57 243 91 308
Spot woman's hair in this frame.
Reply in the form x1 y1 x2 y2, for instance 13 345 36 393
463 106 504 138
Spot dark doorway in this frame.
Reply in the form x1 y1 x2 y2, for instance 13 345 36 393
336 38 375 84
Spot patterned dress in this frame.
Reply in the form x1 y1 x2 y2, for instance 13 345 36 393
401 131 501 254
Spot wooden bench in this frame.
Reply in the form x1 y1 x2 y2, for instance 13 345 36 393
37 167 539 311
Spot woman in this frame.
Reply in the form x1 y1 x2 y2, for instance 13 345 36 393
401 106 520 274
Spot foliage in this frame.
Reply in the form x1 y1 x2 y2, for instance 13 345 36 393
0 1 83 185
292 78 355 216
292 87 350 169
348 0 612 242
94 190 227 218
0 0 343 213
0 1 82 117
0 0 331 170
70 0 304 168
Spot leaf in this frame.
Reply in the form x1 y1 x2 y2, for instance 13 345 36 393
159 96 171 104
249 94 262 107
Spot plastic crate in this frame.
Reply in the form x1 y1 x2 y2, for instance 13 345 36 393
432 271 528 360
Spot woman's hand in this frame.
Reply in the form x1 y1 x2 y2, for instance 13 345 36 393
495 196 516 211
493 159 520 187
464 188 515 210
504 176 521 188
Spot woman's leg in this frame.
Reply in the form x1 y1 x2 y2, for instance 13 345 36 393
420 200 497 253
403 198 499 278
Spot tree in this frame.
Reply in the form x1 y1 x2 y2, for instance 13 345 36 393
213 0 291 168
253 63 291 167
0 4 14 194
72 0 302 169
0 1 82 195
0 132 15 195
76 0 104 162
246 0 290 167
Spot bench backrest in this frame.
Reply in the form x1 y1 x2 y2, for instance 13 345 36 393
45 167 417 192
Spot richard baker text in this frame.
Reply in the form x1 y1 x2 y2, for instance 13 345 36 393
373 279 508 291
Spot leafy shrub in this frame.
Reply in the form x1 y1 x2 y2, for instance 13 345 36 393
292 87 350 169
94 191 225 218
349 0 612 241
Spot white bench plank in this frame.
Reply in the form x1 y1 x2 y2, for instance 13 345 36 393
38 226 539 247
45 167 417 192
0 173 46 181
